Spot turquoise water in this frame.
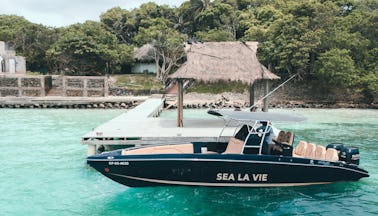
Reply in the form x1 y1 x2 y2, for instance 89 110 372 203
1 108 377 215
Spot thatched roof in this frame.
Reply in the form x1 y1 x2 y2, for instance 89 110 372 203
169 41 279 84
134 44 155 62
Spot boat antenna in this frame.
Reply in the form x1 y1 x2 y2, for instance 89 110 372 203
249 73 298 110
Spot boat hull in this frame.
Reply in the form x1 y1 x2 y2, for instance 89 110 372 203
87 153 369 187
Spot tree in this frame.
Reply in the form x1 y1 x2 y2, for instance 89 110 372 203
195 2 234 32
100 7 136 44
134 19 187 84
133 2 177 29
242 5 284 41
46 21 133 75
258 15 319 75
0 15 58 72
315 48 357 88
195 28 235 41
178 0 211 35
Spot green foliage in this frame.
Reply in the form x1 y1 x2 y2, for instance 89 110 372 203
0 0 376 101
195 29 235 41
187 81 247 94
315 49 357 88
133 17 187 84
113 74 164 91
46 21 133 75
100 7 136 44
0 15 58 72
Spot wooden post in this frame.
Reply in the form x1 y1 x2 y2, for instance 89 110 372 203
177 79 184 127
104 76 109 97
83 78 88 97
263 80 269 112
62 75 66 96
249 83 255 107
17 76 22 97
41 76 46 96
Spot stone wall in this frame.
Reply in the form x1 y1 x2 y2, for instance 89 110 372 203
51 76 108 97
0 75 158 97
0 75 51 97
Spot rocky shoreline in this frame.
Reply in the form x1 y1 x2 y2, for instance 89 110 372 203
165 93 377 109
0 93 376 109
0 101 140 109
0 96 147 109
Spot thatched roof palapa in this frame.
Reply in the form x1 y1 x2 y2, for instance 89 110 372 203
169 41 280 84
134 44 155 63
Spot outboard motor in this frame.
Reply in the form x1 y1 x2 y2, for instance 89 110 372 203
340 147 360 165
326 143 344 158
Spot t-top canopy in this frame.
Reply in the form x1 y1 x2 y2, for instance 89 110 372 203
208 109 306 123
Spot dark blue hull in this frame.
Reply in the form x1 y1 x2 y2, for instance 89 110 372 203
87 151 369 187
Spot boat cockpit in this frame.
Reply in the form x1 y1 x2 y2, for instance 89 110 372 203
121 109 360 165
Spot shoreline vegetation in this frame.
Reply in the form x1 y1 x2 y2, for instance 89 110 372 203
0 0 376 105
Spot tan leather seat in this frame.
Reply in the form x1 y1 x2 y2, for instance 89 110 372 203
315 145 326 160
223 137 244 154
325 148 339 162
305 143 316 158
122 144 193 155
275 131 294 145
293 141 308 157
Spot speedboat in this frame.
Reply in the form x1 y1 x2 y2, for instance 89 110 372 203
87 109 369 187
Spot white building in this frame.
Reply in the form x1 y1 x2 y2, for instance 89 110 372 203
0 41 26 74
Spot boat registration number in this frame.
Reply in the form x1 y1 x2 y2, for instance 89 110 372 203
108 161 129 166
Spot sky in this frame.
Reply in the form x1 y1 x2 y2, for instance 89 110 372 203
1 0 186 27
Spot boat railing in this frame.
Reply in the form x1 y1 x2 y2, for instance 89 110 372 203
217 119 271 155
241 121 271 155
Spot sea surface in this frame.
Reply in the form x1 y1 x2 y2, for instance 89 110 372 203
0 108 377 215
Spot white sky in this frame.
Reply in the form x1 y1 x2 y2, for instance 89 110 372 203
0 0 186 27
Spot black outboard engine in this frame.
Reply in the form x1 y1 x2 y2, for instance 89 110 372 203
326 143 344 158
340 147 360 165
327 143 360 165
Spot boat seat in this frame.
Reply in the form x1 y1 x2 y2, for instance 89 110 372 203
325 148 339 162
305 143 316 158
315 145 326 160
223 138 244 154
274 131 294 145
293 141 307 157
121 144 193 155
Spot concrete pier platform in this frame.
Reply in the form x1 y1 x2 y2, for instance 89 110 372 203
82 97 235 155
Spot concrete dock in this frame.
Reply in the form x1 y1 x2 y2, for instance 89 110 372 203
82 97 235 155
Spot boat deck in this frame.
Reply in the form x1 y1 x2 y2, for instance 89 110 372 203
82 97 235 155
